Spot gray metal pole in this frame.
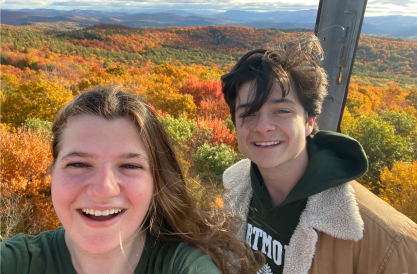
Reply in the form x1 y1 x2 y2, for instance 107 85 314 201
315 0 368 132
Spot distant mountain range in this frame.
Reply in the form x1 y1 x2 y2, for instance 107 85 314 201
2 9 417 40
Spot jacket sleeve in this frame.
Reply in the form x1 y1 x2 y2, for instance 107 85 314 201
381 223 417 274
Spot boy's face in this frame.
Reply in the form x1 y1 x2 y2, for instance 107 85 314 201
235 81 315 171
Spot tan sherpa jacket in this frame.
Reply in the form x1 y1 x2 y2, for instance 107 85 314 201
223 159 417 274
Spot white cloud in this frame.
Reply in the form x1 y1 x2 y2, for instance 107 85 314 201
2 0 417 16
4 0 49 5
1 0 319 11
366 0 417 16
369 0 416 4
2 0 319 13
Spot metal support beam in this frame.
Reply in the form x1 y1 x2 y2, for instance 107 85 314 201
315 0 368 132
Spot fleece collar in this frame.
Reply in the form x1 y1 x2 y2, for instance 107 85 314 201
223 159 364 274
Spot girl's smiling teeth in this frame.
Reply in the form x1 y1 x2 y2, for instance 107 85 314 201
82 208 123 216
254 141 281 147
80 208 125 221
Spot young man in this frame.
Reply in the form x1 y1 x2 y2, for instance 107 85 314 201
221 36 417 274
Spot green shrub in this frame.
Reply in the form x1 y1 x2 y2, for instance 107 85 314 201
343 113 411 189
193 143 239 185
379 110 417 138
159 114 195 148
22 118 53 139
105 65 127 76
222 116 235 133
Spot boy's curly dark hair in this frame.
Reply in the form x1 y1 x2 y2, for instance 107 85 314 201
221 35 328 135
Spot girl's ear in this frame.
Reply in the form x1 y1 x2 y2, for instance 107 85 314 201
305 116 315 136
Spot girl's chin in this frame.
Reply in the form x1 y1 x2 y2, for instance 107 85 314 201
67 229 145 255
74 236 127 254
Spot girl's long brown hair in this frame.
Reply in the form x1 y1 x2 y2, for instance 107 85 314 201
51 85 263 273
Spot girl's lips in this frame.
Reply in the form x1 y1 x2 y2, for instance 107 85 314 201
77 209 126 228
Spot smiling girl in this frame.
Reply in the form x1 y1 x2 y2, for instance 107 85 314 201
1 86 262 274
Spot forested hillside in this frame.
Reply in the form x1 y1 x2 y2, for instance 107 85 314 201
1 24 416 237
353 35 417 88
2 24 416 86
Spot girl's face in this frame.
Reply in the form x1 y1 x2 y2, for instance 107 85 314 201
51 115 153 254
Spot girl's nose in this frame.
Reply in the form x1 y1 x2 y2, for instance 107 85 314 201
86 166 120 199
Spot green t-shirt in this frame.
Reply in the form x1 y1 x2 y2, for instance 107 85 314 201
246 131 368 274
1 227 221 274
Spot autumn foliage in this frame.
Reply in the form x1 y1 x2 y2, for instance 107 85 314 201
1 127 61 237
179 75 230 120
341 82 417 220
1 24 417 237
196 117 236 148
378 161 417 223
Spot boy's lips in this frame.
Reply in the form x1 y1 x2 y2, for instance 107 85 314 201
253 141 282 147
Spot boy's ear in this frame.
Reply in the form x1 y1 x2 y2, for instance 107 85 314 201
305 116 315 136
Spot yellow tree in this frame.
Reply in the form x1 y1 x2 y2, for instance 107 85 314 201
1 79 73 127
345 83 381 115
378 160 417 223
132 73 197 118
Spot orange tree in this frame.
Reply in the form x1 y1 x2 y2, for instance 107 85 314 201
1 126 61 238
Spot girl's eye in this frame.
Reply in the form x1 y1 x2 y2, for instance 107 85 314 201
67 163 89 168
121 164 141 169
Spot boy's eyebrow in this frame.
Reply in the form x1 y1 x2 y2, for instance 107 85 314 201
270 98 297 105
236 98 296 110
236 102 252 110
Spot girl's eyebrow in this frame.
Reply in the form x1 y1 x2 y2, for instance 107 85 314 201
61 151 97 160
61 151 148 161
119 153 148 161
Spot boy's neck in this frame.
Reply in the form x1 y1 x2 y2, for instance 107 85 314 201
257 149 310 207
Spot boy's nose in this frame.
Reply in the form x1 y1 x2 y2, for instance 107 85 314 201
253 113 275 134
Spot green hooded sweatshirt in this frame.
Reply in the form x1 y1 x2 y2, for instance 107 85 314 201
246 131 368 274
1 227 221 274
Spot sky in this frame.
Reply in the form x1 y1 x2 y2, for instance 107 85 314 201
1 0 417 16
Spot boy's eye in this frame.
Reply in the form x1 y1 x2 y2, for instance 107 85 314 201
239 112 255 118
276 109 290 114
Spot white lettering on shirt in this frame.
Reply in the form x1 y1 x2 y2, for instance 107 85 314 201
246 223 253 245
247 223 288 267
272 240 283 265
252 227 263 250
262 231 272 259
